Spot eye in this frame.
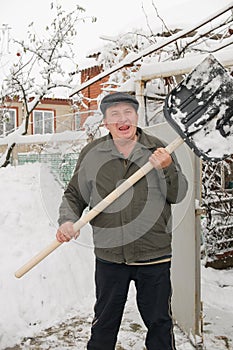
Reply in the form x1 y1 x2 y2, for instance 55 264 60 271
125 109 133 114
111 113 119 118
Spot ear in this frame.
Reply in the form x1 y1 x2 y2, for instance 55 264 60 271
103 118 109 130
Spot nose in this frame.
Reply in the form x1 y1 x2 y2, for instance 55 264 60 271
118 112 128 123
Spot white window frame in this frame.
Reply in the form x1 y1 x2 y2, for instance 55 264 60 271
33 110 54 134
0 108 17 137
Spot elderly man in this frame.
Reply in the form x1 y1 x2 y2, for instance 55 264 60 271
56 92 188 350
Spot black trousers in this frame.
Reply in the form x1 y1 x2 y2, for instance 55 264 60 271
87 259 176 350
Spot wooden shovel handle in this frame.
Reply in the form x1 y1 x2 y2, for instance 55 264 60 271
15 240 62 278
15 136 184 278
165 136 184 154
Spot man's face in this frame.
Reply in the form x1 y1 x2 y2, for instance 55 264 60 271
104 102 138 141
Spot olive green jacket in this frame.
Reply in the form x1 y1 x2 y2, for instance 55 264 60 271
58 128 188 263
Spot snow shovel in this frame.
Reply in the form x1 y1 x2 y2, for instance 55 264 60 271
164 54 233 162
15 54 233 278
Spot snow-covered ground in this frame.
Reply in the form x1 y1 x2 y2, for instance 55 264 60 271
0 163 232 350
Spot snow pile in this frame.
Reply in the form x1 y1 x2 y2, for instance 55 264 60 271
0 163 95 348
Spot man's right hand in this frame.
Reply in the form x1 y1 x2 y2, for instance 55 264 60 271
56 221 80 243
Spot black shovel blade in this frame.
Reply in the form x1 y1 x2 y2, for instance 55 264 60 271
163 54 233 162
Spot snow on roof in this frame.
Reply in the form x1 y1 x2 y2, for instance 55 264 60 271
78 56 100 70
136 49 233 81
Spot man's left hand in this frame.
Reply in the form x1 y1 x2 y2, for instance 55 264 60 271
149 148 172 169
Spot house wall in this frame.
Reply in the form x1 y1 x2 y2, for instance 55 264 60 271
79 65 108 124
1 64 108 157
0 97 74 154
32 98 73 134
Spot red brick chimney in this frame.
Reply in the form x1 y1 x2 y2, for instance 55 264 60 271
79 65 108 124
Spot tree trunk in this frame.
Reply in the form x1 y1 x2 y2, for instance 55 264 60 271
1 143 16 168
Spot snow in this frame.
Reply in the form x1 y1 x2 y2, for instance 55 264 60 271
136 49 233 81
0 129 88 146
0 163 95 348
0 162 232 349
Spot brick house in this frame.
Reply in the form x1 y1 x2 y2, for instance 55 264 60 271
0 97 77 155
0 58 114 142
0 97 76 137
78 64 109 124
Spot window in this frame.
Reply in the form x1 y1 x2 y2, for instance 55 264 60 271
33 110 54 134
0 108 17 137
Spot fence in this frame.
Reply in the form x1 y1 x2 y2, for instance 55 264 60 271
201 159 233 268
17 152 80 187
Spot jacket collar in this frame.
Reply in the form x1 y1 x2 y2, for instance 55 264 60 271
137 127 159 149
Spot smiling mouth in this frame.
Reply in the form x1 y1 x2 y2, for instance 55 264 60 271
119 125 130 131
